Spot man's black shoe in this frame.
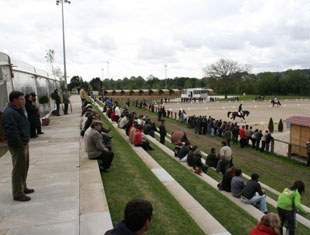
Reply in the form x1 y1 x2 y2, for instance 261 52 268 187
24 188 35 194
14 195 31 202
37 132 44 134
99 166 109 173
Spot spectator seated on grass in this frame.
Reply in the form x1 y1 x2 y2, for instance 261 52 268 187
133 124 154 151
177 142 191 160
128 123 137 144
205 147 218 168
84 120 114 173
118 112 129 129
105 199 153 235
193 149 208 175
249 213 280 235
82 110 112 148
241 173 268 214
187 145 197 167
231 168 245 198
216 141 233 175
217 166 236 192
143 118 155 138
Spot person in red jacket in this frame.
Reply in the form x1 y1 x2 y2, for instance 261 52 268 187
239 125 247 148
249 213 280 235
133 125 153 151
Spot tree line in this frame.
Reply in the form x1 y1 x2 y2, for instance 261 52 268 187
67 59 310 96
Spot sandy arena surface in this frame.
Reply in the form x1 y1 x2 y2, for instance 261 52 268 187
163 98 310 156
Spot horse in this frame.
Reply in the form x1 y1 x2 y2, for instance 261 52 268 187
255 95 265 101
271 99 281 107
227 110 250 120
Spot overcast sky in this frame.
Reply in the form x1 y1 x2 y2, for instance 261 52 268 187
1 0 309 81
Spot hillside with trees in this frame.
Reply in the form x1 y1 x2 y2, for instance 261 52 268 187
68 59 310 96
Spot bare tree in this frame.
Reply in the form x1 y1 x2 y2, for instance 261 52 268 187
204 58 250 98
45 49 63 79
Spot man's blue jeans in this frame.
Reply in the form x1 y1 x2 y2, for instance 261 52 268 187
241 194 267 213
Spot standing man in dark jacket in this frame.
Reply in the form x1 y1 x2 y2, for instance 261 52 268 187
25 93 38 138
2 91 34 201
158 119 167 145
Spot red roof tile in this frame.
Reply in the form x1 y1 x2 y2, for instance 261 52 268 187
285 116 310 127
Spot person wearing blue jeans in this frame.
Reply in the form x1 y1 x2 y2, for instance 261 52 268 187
241 173 268 213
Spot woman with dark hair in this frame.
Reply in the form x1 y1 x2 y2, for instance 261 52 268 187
277 180 307 235
217 166 236 192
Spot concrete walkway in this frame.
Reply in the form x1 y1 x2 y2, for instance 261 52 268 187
0 95 111 235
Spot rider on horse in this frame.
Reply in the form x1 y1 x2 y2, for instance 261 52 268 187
238 103 243 115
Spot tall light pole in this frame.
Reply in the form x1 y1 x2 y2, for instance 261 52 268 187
56 0 71 89
164 64 168 89
101 68 104 96
106 61 110 80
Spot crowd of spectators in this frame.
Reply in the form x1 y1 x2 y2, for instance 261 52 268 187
92 96 308 234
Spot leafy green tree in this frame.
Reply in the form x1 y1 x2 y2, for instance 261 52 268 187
68 76 82 90
278 119 283 132
204 59 250 98
89 77 103 91
268 118 274 133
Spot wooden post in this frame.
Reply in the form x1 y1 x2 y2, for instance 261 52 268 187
288 144 292 158
271 138 274 153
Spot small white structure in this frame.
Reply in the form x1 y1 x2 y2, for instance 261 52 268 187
181 88 208 101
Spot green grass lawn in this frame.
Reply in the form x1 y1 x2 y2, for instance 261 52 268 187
95 107 205 235
94 100 310 235
128 104 310 207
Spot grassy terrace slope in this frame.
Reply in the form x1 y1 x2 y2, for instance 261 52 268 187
96 110 205 235
95 100 310 234
128 104 310 207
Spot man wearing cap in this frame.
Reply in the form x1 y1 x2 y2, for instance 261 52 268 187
84 119 114 172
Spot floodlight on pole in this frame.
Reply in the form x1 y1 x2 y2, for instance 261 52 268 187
164 64 168 89
56 0 71 89
106 61 110 80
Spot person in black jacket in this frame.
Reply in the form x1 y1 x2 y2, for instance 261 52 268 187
105 199 153 235
2 91 34 201
52 89 61 116
158 119 167 145
25 94 38 138
241 173 268 213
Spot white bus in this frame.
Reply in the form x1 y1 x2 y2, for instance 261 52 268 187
181 88 208 102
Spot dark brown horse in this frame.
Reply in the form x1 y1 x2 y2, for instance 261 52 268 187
271 99 281 107
227 110 250 120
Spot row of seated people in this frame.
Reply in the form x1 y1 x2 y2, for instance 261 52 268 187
173 136 268 213
103 103 157 151
218 166 308 234
218 167 268 214
80 100 114 173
